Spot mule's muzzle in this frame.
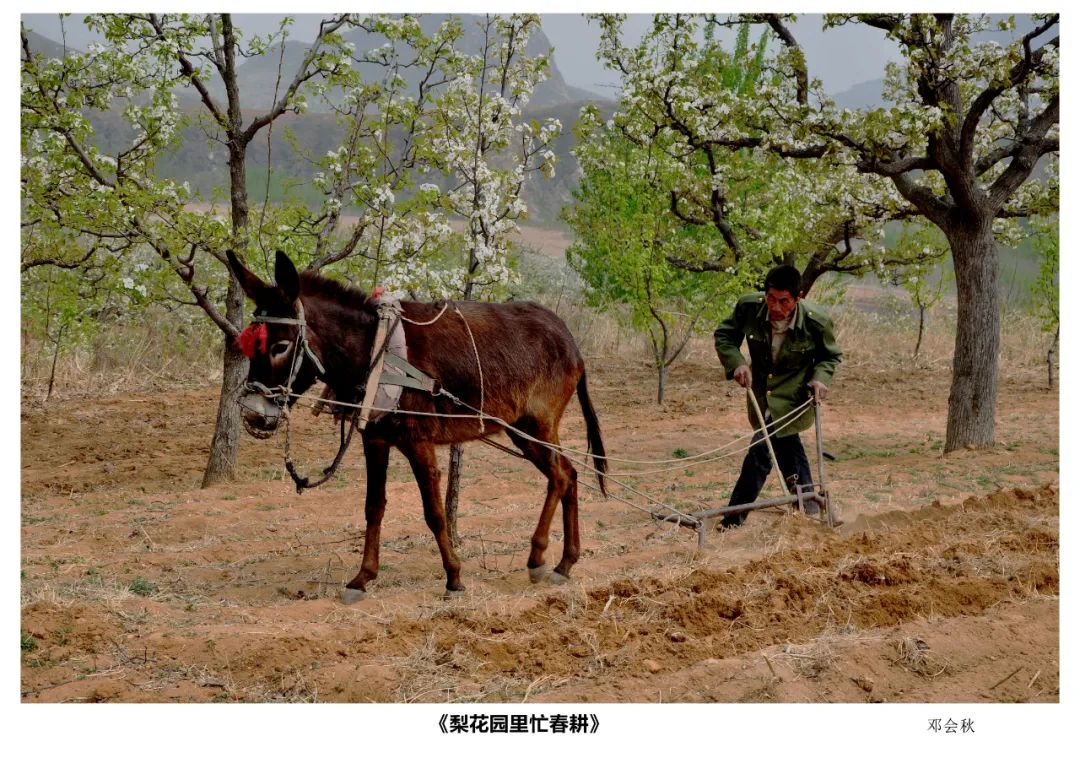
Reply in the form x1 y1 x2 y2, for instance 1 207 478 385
239 384 284 438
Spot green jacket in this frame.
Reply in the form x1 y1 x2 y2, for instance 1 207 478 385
714 293 842 437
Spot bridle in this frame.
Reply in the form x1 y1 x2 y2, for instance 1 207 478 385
238 298 371 494
238 300 326 439
237 297 436 494
252 300 326 391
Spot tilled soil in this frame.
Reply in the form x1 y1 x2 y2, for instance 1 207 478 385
20 357 1059 703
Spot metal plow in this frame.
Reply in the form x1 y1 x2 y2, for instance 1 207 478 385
652 397 837 548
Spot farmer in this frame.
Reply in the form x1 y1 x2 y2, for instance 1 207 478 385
714 264 842 528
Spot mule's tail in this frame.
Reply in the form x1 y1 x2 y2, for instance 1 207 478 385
576 370 608 497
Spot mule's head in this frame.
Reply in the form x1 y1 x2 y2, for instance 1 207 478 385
228 251 322 437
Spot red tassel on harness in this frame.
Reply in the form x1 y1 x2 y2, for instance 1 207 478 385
236 323 268 358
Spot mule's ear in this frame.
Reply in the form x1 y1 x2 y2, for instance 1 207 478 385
274 250 301 302
227 250 268 301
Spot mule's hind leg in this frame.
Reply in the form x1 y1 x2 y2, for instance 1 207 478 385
509 421 577 583
553 464 581 582
400 440 464 594
343 437 390 603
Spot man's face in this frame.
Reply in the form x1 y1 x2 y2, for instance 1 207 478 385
765 287 800 322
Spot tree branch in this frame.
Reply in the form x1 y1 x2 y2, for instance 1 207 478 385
242 14 351 143
665 255 725 273
760 14 808 105
665 305 707 368
851 14 904 33
145 13 227 129
310 219 371 272
890 172 952 228
960 22 1059 167
988 94 1059 211
857 153 935 177
21 247 98 272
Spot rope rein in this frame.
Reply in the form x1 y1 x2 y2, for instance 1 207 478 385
399 302 449 326
277 384 813 474
263 380 814 523
283 404 360 492
245 297 817 521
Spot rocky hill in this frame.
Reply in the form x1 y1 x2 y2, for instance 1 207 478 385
22 17 614 226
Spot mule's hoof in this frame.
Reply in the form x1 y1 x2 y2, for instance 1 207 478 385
528 565 548 584
547 571 569 586
444 588 466 599
340 587 366 605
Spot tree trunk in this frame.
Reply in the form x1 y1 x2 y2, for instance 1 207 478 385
1047 325 1058 390
444 442 464 547
46 324 65 403
914 304 926 359
656 362 667 404
201 276 247 486
444 221 478 545
945 221 999 452
203 34 250 487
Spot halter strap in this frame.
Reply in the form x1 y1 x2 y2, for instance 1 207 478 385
253 301 326 377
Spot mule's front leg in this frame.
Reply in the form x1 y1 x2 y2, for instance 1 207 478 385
343 437 390 604
402 441 464 594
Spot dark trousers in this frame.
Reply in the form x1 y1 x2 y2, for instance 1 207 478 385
723 431 813 527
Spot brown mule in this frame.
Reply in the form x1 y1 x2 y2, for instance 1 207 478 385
227 251 608 601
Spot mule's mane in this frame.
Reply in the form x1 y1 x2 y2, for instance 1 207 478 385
298 271 377 316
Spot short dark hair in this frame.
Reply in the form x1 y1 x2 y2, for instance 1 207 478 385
763 265 802 298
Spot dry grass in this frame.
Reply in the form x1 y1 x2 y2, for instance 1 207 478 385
774 624 884 681
21 312 222 402
779 638 838 680
388 631 545 704
894 635 950 677
20 574 154 609
834 301 1050 374
21 277 1053 403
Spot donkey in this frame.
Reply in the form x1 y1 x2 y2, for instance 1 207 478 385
227 251 608 602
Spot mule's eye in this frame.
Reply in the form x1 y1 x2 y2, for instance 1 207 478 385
270 341 291 359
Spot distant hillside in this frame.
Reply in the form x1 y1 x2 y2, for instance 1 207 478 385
24 17 609 112
24 18 616 224
82 96 615 226
219 15 609 112
516 99 617 226
830 78 885 110
402 15 598 109
21 29 76 60
163 15 605 113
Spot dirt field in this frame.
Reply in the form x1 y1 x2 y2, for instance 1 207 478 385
20 353 1059 703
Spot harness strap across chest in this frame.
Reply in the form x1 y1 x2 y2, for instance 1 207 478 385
358 301 437 430
246 298 437 430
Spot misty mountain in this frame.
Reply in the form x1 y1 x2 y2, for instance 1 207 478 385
164 16 601 113
830 78 886 111
23 17 605 112
22 20 614 225
375 15 600 109
20 29 75 60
